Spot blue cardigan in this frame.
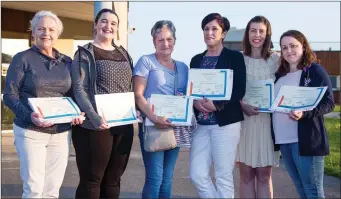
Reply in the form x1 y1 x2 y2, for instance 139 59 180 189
270 62 335 156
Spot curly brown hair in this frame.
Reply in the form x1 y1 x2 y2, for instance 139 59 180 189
242 16 272 60
277 30 318 76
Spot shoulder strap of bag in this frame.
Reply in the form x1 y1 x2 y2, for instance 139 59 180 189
173 60 178 95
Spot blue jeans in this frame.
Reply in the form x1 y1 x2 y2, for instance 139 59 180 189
280 143 325 199
138 129 180 199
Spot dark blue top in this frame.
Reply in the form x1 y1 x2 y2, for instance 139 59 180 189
190 47 246 127
270 62 335 156
3 45 73 134
196 56 219 125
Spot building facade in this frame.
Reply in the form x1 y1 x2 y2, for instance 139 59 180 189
1 1 129 57
1 1 130 132
223 28 341 103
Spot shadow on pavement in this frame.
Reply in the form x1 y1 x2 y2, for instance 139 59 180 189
2 184 196 199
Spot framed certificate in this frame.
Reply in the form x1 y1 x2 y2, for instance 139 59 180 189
145 94 194 126
243 79 274 112
186 69 233 100
28 97 81 124
270 86 327 113
95 92 138 127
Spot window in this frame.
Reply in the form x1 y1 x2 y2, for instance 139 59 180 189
329 75 340 91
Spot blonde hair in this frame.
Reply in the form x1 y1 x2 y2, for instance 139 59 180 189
29 10 64 37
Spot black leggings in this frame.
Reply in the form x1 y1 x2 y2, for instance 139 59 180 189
72 124 134 199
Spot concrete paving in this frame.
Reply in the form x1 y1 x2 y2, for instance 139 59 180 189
325 112 340 118
1 132 340 198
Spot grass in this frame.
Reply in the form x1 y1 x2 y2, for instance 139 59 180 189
324 117 340 178
333 104 340 113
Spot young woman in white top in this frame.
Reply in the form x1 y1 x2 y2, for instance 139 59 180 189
237 16 280 198
272 30 334 199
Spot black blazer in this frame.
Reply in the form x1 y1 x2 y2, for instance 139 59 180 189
270 62 335 155
190 47 246 127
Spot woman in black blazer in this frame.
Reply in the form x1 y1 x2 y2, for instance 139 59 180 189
189 13 246 198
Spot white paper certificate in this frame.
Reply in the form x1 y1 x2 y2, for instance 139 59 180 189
28 97 81 124
95 92 138 127
145 94 193 126
243 79 274 112
270 86 327 113
186 69 233 100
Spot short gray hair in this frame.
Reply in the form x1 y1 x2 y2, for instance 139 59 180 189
151 20 176 40
29 10 64 37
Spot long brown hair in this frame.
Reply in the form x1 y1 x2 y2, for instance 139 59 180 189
277 30 317 76
242 16 272 60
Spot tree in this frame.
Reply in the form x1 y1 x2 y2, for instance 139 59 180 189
2 53 13 63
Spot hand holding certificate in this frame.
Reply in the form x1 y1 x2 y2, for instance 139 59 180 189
243 79 274 112
28 97 82 124
145 94 194 126
270 86 327 113
95 92 138 127
186 69 233 100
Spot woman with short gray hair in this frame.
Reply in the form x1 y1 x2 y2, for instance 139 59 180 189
3 10 84 198
133 20 189 198
151 20 177 39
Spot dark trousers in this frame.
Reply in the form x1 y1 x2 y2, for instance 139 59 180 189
72 124 134 199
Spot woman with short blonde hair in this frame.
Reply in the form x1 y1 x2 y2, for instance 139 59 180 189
3 10 83 198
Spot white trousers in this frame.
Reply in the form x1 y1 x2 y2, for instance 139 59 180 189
190 123 241 198
13 124 71 198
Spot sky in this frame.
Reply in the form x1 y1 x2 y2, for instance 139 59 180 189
1 1 340 66
127 1 340 65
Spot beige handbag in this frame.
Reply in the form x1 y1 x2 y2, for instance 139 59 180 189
143 125 177 152
143 61 179 152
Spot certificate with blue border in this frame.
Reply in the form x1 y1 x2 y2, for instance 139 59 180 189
95 92 138 127
28 97 81 124
243 79 274 113
270 86 327 113
186 69 233 101
145 94 194 126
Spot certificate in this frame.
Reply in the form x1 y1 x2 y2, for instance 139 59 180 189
186 69 233 100
95 92 138 127
28 97 81 124
145 94 193 126
270 86 327 113
243 79 274 112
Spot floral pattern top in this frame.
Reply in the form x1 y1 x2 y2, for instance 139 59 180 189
195 56 219 125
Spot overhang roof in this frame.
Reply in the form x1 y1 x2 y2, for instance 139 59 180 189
1 1 95 21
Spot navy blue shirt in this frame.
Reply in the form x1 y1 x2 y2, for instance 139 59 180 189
3 45 73 134
191 47 246 127
196 56 219 125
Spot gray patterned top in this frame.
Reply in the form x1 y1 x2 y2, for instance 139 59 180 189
3 45 73 134
93 45 132 94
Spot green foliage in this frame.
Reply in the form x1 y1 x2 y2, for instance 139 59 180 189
324 118 340 178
